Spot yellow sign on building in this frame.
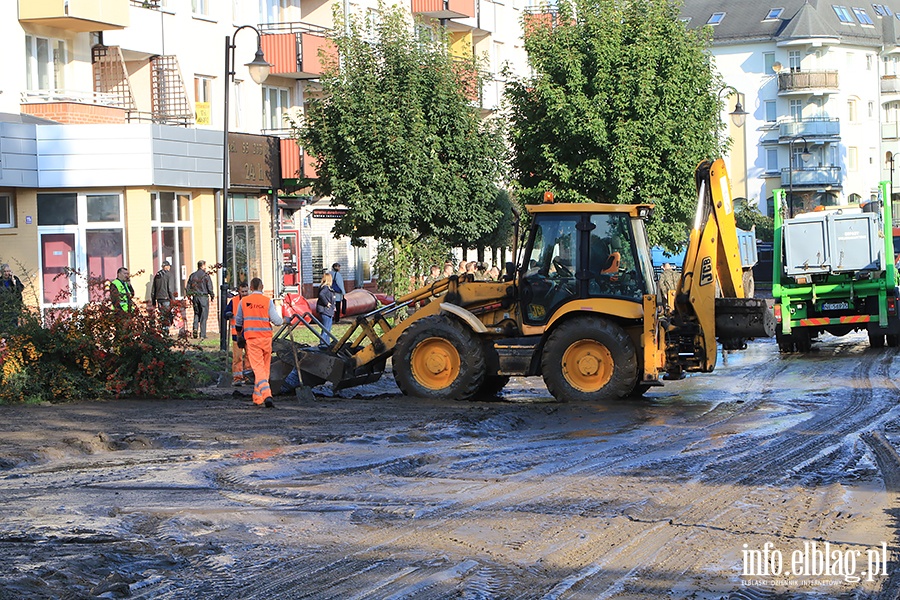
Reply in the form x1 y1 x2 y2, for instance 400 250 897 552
195 102 211 125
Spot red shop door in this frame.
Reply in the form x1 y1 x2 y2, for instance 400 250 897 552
41 233 77 305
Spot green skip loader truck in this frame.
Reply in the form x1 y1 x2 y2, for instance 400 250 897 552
773 182 900 352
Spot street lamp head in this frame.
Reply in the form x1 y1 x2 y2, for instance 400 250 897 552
729 99 748 128
246 47 271 84
800 145 812 163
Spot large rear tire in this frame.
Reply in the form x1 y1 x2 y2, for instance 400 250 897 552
541 318 637 402
869 331 886 348
887 333 900 348
393 315 485 400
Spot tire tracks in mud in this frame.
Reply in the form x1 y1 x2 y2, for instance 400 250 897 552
201 345 813 599
574 343 900 598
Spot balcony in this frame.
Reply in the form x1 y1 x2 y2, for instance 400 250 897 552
18 0 129 32
778 118 840 141
279 137 317 180
411 0 475 20
780 166 842 188
882 75 900 98
260 23 337 80
20 90 129 124
777 70 839 95
883 122 900 140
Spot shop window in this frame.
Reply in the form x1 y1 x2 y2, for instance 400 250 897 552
226 194 260 288
151 191 193 294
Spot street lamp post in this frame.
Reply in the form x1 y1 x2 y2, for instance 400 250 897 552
220 26 271 351
718 85 749 128
787 135 812 218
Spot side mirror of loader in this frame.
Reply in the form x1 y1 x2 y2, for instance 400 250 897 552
504 261 517 282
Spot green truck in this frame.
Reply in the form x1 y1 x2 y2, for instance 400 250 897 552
773 182 900 352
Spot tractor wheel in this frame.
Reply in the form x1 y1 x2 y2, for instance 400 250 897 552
393 315 485 401
868 331 886 348
477 375 510 399
742 269 755 298
541 318 637 402
887 334 900 348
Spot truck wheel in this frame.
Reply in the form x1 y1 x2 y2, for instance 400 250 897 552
393 315 485 400
742 269 755 298
869 331 886 348
541 318 637 402
794 329 812 353
776 329 794 353
888 334 900 348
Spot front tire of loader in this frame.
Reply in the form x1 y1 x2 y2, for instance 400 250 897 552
541 318 637 402
393 315 485 401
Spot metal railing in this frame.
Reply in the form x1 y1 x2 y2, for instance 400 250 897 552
258 21 331 36
778 70 839 92
780 166 842 187
20 89 121 106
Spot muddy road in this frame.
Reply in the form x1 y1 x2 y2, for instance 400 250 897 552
1 333 900 599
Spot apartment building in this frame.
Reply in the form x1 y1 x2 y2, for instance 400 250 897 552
681 0 900 217
1 0 527 323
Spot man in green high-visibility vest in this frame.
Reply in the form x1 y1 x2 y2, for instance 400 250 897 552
109 267 135 313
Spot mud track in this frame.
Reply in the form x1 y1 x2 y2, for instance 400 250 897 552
0 333 899 599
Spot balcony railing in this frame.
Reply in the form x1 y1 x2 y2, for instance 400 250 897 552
780 166 842 187
260 23 336 79
882 76 900 94
777 70 839 93
21 89 121 106
779 117 840 140
883 122 900 139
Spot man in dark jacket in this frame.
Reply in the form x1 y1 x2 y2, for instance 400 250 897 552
151 261 176 328
187 260 215 339
0 263 25 332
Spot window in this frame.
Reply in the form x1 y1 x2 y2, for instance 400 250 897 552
151 191 193 296
310 236 324 281
226 194 261 288
833 5 855 22
262 86 291 131
869 101 875 118
37 192 125 306
764 52 776 73
789 50 801 72
25 35 67 92
765 101 777 122
790 99 803 121
766 148 779 172
357 240 373 283
707 12 725 25
192 0 208 16
764 8 784 20
848 98 858 122
194 76 213 126
260 0 289 23
853 7 874 24
849 146 859 171
0 194 14 228
867 54 874 70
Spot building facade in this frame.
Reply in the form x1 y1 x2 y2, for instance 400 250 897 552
2 0 529 324
681 0 900 217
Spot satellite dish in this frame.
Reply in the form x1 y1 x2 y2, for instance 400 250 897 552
772 61 783 74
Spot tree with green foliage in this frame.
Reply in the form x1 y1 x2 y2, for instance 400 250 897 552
735 201 774 243
506 0 725 248
289 6 508 296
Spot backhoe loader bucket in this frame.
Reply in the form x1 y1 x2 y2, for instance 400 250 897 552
714 297 775 349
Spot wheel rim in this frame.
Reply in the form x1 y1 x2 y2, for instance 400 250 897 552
410 337 461 390
561 339 614 392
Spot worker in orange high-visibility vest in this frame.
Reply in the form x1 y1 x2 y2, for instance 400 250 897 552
223 282 250 386
234 277 283 408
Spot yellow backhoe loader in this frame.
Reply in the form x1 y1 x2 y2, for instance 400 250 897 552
273 158 774 402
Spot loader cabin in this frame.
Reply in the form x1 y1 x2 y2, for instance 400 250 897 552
520 202 656 325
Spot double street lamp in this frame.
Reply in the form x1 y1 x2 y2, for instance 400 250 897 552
787 135 812 218
220 26 271 351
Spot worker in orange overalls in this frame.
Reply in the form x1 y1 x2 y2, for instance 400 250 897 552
224 282 250 386
234 277 283 408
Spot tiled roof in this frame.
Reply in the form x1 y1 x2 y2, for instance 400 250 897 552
680 0 900 48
